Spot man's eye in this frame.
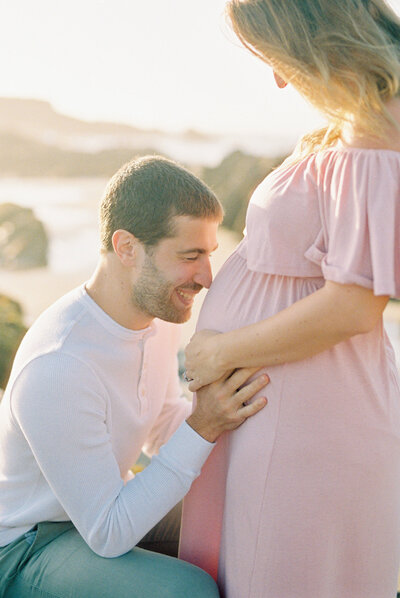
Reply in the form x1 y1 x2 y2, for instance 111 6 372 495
184 256 198 261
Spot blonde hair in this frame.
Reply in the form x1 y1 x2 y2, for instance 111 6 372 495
226 0 400 156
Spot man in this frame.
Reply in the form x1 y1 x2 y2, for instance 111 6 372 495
0 156 268 598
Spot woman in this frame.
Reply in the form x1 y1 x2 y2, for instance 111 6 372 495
179 1 400 597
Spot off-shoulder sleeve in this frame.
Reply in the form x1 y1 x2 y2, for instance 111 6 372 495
319 149 400 298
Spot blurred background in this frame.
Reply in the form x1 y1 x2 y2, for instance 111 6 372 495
0 0 399 391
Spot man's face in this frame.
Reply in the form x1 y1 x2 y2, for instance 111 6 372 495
132 215 220 324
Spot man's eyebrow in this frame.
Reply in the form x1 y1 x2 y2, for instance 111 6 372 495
177 244 218 255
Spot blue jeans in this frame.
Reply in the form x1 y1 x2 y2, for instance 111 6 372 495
0 508 219 597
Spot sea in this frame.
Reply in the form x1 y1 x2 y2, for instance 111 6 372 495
0 176 399 370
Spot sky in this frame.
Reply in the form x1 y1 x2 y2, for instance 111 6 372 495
1 0 400 145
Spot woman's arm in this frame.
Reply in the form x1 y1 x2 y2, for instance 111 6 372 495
185 281 389 391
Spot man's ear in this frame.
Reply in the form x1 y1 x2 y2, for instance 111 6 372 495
273 71 288 89
111 230 138 266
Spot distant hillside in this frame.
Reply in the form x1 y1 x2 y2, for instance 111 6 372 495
0 97 145 138
0 98 214 153
0 97 291 165
0 97 287 236
0 131 157 177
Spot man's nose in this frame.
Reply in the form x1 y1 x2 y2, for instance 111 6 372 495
193 257 213 289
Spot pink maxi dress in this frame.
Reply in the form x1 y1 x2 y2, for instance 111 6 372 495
179 148 400 598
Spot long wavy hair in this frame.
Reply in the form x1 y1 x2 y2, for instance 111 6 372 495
226 0 400 156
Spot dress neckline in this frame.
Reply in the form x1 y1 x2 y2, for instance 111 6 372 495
325 144 400 156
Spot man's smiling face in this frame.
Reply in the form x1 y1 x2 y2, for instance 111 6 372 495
131 215 219 323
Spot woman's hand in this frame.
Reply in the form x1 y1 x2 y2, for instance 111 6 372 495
186 368 269 443
185 329 229 391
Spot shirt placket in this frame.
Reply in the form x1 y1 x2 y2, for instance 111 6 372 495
136 334 150 415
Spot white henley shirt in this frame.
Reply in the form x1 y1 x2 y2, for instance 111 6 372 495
0 285 213 557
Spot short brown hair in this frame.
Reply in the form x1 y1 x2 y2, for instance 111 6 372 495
100 155 223 251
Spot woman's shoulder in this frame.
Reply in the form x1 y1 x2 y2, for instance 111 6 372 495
276 141 400 177
260 124 400 202
306 140 400 191
317 145 400 163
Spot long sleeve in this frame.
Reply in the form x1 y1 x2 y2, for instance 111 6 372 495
10 352 213 557
143 351 192 458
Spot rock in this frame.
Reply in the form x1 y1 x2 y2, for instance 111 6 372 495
201 150 286 236
0 294 27 390
0 203 48 269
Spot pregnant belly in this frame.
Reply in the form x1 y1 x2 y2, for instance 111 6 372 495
198 250 400 447
198 250 324 333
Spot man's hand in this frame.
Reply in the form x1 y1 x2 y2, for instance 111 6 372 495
186 368 269 443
